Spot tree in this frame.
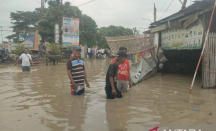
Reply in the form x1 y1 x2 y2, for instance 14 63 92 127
2 41 9 44
6 8 43 42
80 14 98 47
11 44 32 55
36 1 82 42
97 25 133 48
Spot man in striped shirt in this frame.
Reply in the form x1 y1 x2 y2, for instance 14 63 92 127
67 46 90 95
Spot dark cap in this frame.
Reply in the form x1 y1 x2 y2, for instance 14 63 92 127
119 47 127 52
73 46 81 51
116 50 127 61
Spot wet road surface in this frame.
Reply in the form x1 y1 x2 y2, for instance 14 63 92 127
0 59 216 131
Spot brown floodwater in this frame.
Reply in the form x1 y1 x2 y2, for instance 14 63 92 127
0 59 216 131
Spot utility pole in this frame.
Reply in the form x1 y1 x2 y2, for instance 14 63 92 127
154 3 157 22
41 0 45 18
181 0 187 10
0 26 3 43
58 0 63 45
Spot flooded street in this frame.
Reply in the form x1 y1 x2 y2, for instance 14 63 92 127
1 59 216 131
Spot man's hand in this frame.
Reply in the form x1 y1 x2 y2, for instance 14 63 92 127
72 83 78 90
112 88 117 95
129 80 133 88
86 81 90 88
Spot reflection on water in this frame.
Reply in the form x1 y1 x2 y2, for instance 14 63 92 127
1 59 216 131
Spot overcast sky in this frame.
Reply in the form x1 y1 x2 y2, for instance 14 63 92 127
0 0 192 42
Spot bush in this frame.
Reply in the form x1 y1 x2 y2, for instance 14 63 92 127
11 44 32 56
46 43 62 55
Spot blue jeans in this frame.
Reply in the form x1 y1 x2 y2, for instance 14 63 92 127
38 51 43 58
22 66 30 72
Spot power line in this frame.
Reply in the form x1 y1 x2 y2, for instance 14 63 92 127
35 0 41 4
158 0 168 17
2 31 14 36
0 0 21 5
77 0 95 7
0 25 12 27
0 0 38 5
1 29 13 31
159 0 174 19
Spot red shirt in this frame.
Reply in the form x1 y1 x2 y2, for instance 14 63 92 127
111 58 130 81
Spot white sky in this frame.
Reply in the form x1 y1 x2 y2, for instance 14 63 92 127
0 0 192 42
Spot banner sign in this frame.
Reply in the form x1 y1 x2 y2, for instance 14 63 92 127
161 21 204 50
62 17 79 46
19 33 35 49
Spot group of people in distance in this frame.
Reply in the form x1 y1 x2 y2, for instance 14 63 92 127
67 46 132 99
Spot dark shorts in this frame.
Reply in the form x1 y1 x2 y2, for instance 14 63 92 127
22 66 30 72
105 85 122 99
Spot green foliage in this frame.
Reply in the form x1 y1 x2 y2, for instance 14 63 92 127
97 25 133 48
80 14 98 47
46 43 62 55
11 44 32 55
36 1 82 42
2 41 8 44
6 8 43 41
6 34 17 42
6 0 133 50
99 25 133 37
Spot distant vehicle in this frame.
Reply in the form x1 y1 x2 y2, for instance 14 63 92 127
0 48 9 63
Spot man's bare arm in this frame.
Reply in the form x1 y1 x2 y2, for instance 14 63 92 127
109 76 115 90
14 59 21 66
30 60 34 66
109 76 117 95
84 69 88 82
84 69 90 87
67 70 75 84
128 71 132 87
67 70 77 90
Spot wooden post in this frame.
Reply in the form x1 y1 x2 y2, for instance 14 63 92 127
154 3 157 22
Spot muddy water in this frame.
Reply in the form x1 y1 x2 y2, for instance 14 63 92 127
0 59 216 131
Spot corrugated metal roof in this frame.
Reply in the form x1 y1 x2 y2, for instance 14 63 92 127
150 0 214 27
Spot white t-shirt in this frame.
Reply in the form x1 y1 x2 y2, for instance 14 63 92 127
88 48 91 53
101 49 105 53
19 53 32 66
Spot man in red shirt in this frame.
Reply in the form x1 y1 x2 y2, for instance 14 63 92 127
111 47 132 92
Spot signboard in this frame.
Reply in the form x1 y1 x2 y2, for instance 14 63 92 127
12 43 34 50
62 17 79 46
161 21 204 50
19 33 35 49
54 24 59 44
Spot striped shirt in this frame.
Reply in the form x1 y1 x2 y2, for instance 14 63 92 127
67 57 85 86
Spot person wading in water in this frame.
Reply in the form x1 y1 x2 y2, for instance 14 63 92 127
14 48 34 72
67 46 90 95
